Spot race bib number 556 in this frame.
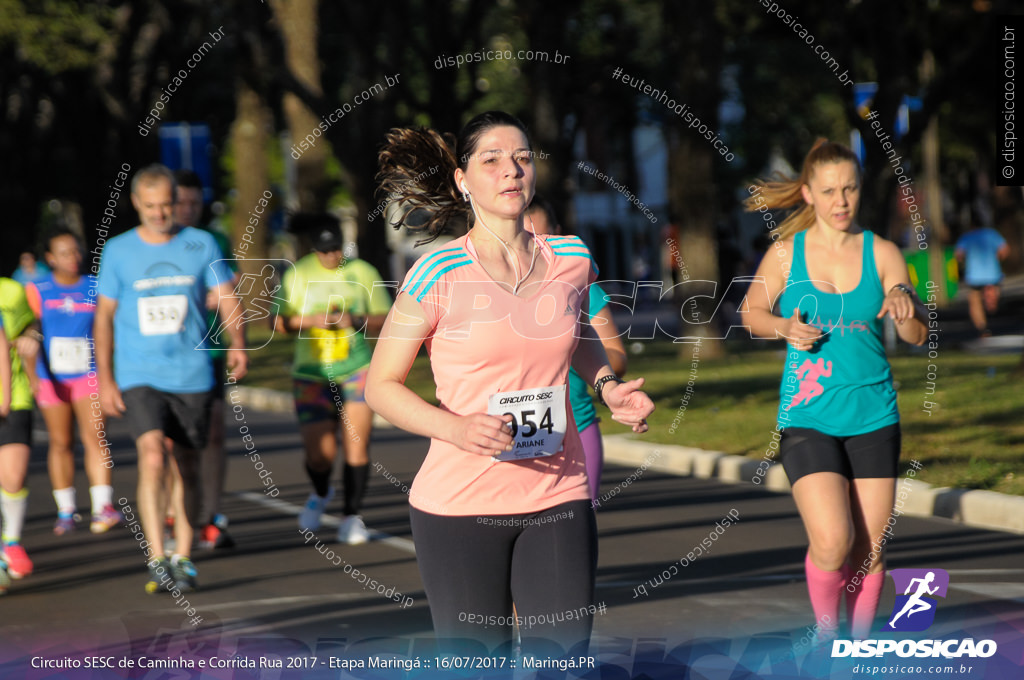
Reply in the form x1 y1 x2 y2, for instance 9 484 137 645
138 295 188 336
488 384 567 462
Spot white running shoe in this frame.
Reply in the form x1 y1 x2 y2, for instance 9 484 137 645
298 488 334 531
337 515 369 545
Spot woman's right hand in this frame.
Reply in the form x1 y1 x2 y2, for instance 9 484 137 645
783 308 822 352
447 413 515 457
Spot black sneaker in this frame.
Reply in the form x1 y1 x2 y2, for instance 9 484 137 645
145 557 173 594
171 557 198 592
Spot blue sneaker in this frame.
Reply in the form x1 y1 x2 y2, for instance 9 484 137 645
298 488 334 531
54 513 79 536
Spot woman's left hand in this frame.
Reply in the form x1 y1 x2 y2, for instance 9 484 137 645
877 287 916 325
603 378 655 433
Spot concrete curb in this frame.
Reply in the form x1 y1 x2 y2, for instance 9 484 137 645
602 434 1024 535
230 386 1024 535
229 385 395 429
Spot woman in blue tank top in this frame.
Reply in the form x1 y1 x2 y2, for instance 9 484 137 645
740 140 927 643
23 230 122 537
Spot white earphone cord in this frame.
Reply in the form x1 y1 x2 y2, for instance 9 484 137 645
467 193 538 294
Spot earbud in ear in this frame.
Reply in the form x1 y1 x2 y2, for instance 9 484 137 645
461 182 469 194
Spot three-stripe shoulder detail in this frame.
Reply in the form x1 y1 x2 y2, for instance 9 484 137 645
402 246 473 301
546 236 598 274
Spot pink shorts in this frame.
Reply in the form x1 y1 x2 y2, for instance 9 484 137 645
35 375 95 408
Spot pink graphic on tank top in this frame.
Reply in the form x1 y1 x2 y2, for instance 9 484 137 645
786 358 833 410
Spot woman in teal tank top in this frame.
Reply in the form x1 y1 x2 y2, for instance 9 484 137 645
741 140 927 643
526 198 628 503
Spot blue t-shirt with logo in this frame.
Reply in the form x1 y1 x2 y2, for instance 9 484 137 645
955 228 1007 286
96 227 233 393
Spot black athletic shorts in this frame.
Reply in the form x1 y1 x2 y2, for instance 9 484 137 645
780 423 900 484
123 387 214 450
0 409 32 447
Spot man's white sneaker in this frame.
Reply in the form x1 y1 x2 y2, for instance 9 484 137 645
337 515 369 545
298 489 335 531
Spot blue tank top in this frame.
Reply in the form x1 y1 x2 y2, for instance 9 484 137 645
29 274 97 381
776 230 898 436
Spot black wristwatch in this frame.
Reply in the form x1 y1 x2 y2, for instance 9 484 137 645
889 283 914 298
594 375 624 406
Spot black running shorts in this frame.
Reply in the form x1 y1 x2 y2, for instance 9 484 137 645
123 386 214 450
0 409 32 447
780 423 901 484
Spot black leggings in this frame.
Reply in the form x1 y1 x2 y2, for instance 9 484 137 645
410 499 597 656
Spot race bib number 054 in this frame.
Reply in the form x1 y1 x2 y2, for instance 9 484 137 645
488 384 567 462
138 295 188 336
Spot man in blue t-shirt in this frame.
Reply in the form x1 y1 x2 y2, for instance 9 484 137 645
955 222 1009 337
94 164 248 594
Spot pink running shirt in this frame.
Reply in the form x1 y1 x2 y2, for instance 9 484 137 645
400 233 597 516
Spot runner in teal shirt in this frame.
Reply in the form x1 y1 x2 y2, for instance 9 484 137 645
741 140 927 642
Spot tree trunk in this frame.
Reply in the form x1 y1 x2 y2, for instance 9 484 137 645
271 0 329 213
665 0 724 359
229 79 270 282
921 50 950 306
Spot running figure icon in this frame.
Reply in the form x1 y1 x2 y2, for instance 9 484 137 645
888 571 939 628
786 358 833 410
207 264 284 347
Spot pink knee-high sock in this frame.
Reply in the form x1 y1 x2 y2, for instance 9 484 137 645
847 571 885 639
805 553 843 633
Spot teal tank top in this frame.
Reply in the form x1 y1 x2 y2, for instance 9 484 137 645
568 282 609 432
776 230 898 436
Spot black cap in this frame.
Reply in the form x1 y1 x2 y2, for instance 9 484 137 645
313 224 342 252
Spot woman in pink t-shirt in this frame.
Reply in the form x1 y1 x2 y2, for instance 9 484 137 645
366 111 654 655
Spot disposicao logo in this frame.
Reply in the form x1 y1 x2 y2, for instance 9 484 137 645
831 568 997 660
885 568 949 632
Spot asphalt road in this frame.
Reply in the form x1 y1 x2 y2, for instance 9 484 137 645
1 407 1022 679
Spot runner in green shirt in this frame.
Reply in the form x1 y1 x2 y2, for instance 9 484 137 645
279 217 391 544
0 277 40 582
